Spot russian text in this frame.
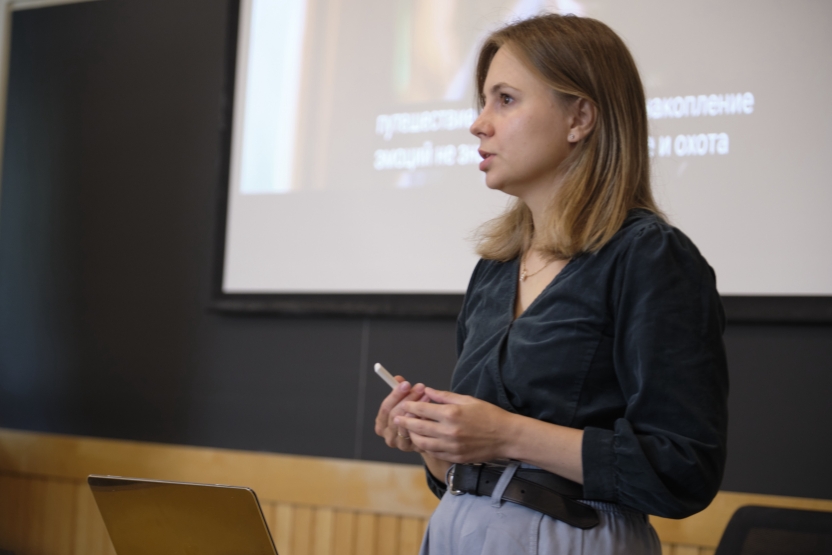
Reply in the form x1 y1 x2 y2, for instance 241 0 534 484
374 142 481 170
375 109 477 141
646 93 754 120
649 133 729 157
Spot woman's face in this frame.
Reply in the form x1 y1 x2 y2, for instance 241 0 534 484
470 47 575 203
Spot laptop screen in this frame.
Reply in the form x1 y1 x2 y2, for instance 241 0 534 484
88 475 278 555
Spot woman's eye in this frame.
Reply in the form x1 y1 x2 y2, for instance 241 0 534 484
500 93 513 105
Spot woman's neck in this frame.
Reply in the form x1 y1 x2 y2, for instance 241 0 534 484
520 174 563 233
525 192 550 239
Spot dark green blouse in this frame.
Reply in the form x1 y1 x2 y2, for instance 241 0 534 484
429 210 728 519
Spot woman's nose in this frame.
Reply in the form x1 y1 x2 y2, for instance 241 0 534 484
470 110 492 138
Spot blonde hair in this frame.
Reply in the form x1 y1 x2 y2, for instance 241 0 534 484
475 14 663 261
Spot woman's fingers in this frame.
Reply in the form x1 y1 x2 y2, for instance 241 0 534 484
408 433 453 459
396 395 513 463
400 402 441 421
423 387 470 405
398 413 458 458
404 430 429 454
378 380 411 417
390 417 432 453
398 388 475 421
372 378 456 457
375 381 421 431
375 380 427 454
393 430 415 451
395 414 443 440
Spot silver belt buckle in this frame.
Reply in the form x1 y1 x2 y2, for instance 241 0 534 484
447 464 464 496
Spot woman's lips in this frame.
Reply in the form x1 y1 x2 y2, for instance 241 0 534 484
479 150 494 172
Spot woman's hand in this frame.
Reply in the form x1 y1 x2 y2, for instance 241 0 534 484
374 377 428 453
395 387 515 463
397 387 585 484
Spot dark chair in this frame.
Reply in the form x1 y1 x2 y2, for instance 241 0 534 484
714 505 832 555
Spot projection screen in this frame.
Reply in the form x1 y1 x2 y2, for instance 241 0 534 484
220 0 832 302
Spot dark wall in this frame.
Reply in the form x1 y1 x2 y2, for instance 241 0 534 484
0 0 830 501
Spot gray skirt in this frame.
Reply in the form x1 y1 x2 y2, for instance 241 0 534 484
419 466 661 555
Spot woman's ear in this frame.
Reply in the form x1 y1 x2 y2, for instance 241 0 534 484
567 98 597 143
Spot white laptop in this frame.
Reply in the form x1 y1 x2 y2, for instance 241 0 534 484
88 475 278 555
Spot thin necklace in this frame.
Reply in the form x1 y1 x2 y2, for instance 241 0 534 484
520 253 554 282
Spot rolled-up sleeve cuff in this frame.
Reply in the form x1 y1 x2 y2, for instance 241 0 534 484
582 426 617 502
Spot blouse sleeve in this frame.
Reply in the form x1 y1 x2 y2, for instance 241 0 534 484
581 222 729 518
424 259 486 500
455 259 486 357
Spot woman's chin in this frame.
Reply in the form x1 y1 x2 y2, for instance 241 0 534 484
483 175 506 192
484 177 522 198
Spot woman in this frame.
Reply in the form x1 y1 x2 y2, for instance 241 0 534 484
375 14 728 554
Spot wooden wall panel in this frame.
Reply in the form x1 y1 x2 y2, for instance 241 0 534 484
312 508 335 555
291 506 314 555
0 474 24 554
260 502 278 545
34 479 75 555
273 503 294 555
2 428 832 555
399 517 424 555
0 474 11 550
376 515 399 555
72 481 116 555
0 429 436 518
662 545 717 555
23 478 46 554
354 513 377 555
331 510 356 555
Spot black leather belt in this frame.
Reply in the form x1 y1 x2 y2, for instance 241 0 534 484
448 463 600 529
